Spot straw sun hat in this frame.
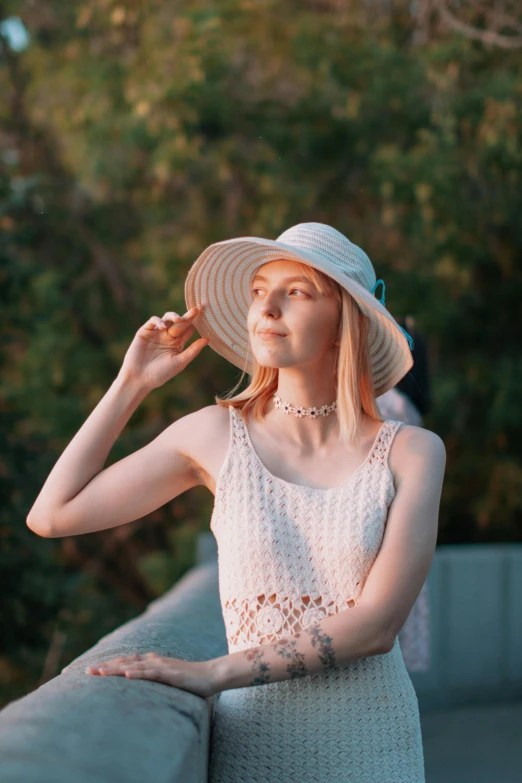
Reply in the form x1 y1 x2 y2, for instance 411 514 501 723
184 222 414 398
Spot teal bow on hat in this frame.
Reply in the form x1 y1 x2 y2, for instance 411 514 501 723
370 278 415 351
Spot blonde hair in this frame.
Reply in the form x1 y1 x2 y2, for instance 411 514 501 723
214 263 383 446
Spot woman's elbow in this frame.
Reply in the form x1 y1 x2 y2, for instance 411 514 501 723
26 513 56 538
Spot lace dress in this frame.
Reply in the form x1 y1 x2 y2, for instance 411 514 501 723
209 406 425 782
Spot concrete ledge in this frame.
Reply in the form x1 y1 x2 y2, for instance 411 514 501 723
0 561 228 783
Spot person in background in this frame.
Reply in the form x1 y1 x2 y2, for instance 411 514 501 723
377 315 432 672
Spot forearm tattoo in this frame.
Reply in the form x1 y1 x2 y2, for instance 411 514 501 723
245 647 271 685
244 623 338 686
273 633 309 679
307 623 338 670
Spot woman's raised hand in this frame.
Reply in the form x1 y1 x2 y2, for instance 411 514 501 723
119 306 209 391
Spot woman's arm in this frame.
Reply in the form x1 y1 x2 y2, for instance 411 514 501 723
210 602 387 691
26 308 208 537
27 374 148 536
86 600 387 696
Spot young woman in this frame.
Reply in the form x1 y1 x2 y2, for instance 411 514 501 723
27 222 446 782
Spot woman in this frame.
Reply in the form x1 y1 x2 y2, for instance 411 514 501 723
27 222 446 782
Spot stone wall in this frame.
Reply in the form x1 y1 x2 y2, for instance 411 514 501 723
0 550 227 783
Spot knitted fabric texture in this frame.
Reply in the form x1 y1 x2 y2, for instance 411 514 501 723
209 406 425 782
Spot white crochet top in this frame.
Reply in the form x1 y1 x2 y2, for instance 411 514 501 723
210 406 404 653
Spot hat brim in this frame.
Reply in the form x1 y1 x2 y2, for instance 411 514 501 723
184 236 413 397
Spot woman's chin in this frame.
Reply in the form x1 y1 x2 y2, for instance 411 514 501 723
253 358 280 369
252 352 295 370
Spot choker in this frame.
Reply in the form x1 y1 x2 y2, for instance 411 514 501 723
273 392 337 418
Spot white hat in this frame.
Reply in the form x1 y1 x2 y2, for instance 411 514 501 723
184 221 414 397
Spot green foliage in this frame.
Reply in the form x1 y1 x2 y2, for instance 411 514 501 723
1 0 521 704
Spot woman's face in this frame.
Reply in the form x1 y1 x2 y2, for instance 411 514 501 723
247 259 341 371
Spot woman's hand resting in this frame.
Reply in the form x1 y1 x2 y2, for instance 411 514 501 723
119 306 209 391
86 652 221 699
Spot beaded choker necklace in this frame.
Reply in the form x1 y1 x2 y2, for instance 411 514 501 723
273 392 337 419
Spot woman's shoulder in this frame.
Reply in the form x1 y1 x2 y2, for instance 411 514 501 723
388 423 446 480
187 402 231 424
169 404 234 493
174 403 231 449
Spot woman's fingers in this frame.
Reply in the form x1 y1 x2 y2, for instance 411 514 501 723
160 311 182 324
141 315 169 332
164 307 206 346
87 652 161 674
87 653 142 673
148 305 203 333
139 305 204 333
85 656 202 691
91 661 157 677
162 306 201 323
162 311 194 339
